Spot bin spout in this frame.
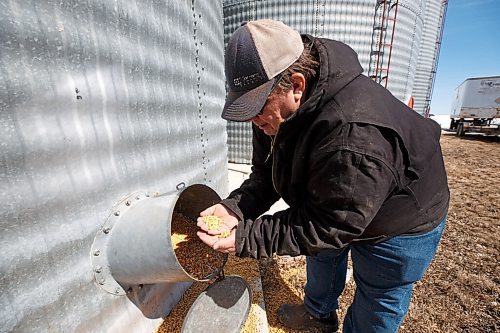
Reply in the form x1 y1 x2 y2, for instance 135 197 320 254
90 184 221 296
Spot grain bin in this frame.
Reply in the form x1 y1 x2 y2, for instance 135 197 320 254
0 1 228 332
411 0 448 116
223 0 445 163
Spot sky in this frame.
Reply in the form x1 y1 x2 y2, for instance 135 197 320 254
429 0 500 115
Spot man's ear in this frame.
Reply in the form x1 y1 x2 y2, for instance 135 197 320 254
291 73 306 102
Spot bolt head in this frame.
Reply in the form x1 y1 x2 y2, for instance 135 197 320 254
93 250 100 256
95 266 102 273
103 227 111 234
114 211 120 216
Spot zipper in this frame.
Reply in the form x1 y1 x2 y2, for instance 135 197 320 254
264 136 275 163
269 127 281 194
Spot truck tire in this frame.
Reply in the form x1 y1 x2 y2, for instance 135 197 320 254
456 123 465 137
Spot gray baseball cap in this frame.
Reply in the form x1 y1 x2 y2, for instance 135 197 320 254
222 20 304 122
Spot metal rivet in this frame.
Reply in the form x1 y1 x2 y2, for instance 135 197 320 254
99 278 105 285
136 195 140 200
114 211 120 216
95 266 102 273
125 200 131 206
145 192 150 197
103 227 111 234
127 287 133 294
93 250 100 256
138 284 143 289
115 288 121 294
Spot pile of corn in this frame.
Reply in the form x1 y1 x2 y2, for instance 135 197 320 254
259 256 307 333
155 255 265 333
170 212 225 280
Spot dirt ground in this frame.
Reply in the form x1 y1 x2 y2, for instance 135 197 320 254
260 133 499 333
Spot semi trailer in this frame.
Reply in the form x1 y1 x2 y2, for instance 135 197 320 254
450 76 500 136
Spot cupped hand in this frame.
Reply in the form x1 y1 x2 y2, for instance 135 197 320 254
197 204 239 235
196 203 239 254
196 229 236 254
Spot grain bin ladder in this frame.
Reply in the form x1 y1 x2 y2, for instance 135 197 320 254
369 0 400 88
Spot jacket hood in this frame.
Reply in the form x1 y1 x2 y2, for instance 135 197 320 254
297 36 364 116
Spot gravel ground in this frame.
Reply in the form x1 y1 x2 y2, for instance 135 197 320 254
259 133 500 333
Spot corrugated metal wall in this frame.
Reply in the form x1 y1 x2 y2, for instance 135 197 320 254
223 1 256 164
223 0 433 164
0 1 226 332
411 0 448 116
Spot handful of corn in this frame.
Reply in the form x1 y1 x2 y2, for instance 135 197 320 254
202 215 231 238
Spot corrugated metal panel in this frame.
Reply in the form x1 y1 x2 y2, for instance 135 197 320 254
383 0 425 102
223 2 256 164
226 121 254 164
411 0 447 115
223 0 427 164
0 1 226 332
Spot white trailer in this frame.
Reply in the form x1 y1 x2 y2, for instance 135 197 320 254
449 76 500 136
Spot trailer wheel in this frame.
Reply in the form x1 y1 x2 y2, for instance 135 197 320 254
450 119 456 130
456 123 465 137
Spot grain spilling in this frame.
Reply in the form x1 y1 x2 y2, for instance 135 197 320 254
155 255 265 333
171 212 225 280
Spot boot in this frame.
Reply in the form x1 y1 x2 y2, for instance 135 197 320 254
277 303 339 332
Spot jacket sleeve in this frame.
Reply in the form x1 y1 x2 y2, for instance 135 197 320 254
235 149 397 258
221 124 281 221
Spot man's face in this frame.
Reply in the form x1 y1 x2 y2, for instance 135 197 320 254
250 88 298 136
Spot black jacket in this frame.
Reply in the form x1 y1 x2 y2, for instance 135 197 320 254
222 37 449 259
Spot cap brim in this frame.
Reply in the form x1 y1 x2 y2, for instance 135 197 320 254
222 79 275 122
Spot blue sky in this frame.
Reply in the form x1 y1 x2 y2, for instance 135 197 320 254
429 0 500 115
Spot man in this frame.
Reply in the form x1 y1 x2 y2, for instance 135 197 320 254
197 19 449 333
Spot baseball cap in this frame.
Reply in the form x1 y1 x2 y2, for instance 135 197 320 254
222 20 304 122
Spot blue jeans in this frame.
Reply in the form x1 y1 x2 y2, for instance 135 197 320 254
304 217 446 333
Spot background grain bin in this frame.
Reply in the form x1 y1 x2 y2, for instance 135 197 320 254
223 0 446 163
410 0 448 116
0 1 227 332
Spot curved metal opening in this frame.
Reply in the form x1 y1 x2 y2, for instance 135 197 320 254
171 184 228 282
91 183 225 296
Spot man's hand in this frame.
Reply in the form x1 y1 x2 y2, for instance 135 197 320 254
196 204 239 254
197 228 236 254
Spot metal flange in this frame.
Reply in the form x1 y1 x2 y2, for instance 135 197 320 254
90 191 152 295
